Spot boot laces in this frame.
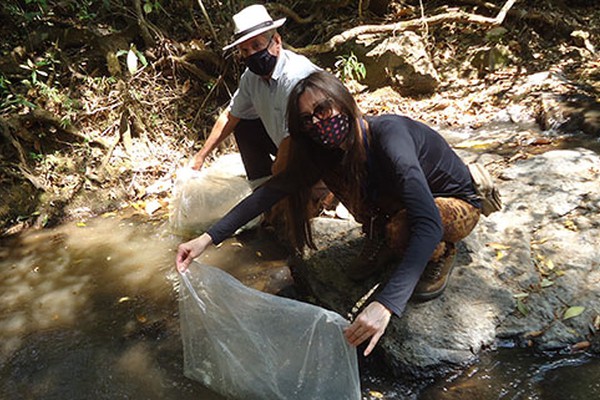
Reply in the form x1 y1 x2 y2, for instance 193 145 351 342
425 261 443 280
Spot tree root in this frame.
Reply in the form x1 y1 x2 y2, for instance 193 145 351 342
291 0 517 54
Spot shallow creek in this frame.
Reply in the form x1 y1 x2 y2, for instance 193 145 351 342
1 214 598 399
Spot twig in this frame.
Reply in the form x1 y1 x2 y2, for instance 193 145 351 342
193 73 226 127
196 0 218 44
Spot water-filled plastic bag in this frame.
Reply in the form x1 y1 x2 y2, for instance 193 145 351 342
170 155 252 236
179 262 360 400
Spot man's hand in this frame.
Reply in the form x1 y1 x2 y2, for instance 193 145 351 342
191 150 206 171
344 301 391 356
176 233 213 272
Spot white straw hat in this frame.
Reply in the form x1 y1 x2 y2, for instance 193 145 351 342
223 4 286 51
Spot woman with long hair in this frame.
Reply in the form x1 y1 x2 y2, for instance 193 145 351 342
177 71 481 356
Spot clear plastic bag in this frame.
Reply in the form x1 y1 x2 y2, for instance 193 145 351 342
170 155 252 236
179 262 361 400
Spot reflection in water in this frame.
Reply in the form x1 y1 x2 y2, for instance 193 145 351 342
418 349 600 400
1 216 598 399
0 216 289 400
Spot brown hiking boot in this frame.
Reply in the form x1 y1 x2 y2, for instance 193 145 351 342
412 244 457 301
346 236 395 281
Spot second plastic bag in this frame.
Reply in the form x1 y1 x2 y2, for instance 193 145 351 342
179 262 360 400
170 154 252 236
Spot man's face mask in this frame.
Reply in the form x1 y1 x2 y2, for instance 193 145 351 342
244 36 277 76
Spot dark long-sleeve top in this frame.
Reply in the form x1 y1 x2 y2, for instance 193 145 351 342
207 115 479 317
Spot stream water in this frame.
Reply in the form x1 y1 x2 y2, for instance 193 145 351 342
1 214 598 399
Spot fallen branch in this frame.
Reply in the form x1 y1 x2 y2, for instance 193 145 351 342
291 0 518 54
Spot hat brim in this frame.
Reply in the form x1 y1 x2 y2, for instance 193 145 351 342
223 18 286 51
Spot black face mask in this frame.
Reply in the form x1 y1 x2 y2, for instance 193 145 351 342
244 39 277 76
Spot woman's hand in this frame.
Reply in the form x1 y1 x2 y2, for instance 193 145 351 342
176 233 213 272
344 301 391 356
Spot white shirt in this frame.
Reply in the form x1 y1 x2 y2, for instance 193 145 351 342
228 49 320 147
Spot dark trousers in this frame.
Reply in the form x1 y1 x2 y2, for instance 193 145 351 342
233 119 278 180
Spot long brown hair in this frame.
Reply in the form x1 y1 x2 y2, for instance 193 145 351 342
278 71 368 250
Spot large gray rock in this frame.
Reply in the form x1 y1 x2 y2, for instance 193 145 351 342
295 148 600 379
354 32 440 95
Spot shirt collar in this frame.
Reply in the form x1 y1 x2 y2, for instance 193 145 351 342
269 49 286 82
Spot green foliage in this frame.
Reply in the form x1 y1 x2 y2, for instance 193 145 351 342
513 293 529 317
70 0 97 21
334 52 366 83
143 0 162 14
0 74 36 114
5 0 49 22
12 51 79 124
516 298 529 316
29 152 44 162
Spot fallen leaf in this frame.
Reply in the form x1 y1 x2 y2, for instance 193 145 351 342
524 330 544 338
571 341 590 352
564 220 577 231
563 306 585 320
531 237 550 245
496 250 505 261
369 390 384 399
118 296 131 303
517 299 529 316
455 139 498 150
487 242 511 250
76 222 86 227
145 199 162 215
541 278 554 288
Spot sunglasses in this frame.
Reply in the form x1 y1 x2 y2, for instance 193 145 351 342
299 98 335 130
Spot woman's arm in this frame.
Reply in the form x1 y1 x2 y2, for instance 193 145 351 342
370 118 443 316
175 184 288 271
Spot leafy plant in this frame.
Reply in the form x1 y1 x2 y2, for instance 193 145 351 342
334 52 367 83
116 45 148 75
29 152 44 162
75 1 97 21
0 74 36 114
143 0 162 14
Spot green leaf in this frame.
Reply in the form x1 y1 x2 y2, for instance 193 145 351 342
134 49 148 67
563 306 585 320
143 3 153 13
517 299 529 316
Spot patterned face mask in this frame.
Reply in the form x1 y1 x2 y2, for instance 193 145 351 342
307 113 351 148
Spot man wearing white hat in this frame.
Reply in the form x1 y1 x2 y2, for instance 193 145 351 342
191 4 320 185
